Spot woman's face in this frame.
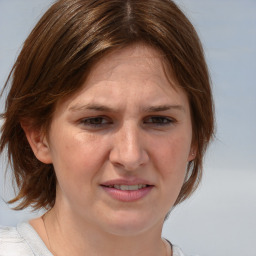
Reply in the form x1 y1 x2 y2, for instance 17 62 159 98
41 44 195 236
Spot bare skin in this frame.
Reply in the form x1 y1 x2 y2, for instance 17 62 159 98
27 43 195 256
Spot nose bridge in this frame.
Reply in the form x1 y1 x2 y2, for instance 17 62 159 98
124 123 142 157
110 121 148 170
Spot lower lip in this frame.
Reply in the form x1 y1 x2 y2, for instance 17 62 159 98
101 186 153 202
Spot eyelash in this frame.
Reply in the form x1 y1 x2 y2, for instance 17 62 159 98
143 116 175 126
79 116 175 129
80 116 112 127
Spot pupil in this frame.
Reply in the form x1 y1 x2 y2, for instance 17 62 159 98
94 118 102 124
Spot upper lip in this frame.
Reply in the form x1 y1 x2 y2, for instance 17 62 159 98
100 178 154 186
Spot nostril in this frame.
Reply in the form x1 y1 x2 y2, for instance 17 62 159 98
109 149 149 171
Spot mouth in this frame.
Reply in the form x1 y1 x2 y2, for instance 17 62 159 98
100 181 154 202
101 184 150 191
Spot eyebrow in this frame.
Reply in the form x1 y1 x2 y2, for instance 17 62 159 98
69 103 185 113
143 104 185 113
69 104 116 113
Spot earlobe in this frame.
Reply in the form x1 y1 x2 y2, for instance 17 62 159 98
188 145 197 162
188 152 195 162
21 123 52 164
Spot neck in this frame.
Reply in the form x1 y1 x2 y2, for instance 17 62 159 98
38 207 168 256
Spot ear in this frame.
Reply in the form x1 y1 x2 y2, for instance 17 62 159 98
188 144 197 162
21 123 52 164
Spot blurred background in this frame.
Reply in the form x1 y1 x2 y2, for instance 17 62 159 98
0 0 255 255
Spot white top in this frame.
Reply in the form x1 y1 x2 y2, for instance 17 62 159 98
0 223 188 256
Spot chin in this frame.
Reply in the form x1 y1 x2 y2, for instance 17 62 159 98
101 210 164 237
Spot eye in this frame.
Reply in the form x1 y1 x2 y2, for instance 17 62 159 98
80 116 112 128
143 116 174 126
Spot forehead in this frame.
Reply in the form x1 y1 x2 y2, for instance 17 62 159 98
56 43 189 113
85 44 177 89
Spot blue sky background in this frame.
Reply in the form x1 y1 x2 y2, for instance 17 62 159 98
0 1 255 255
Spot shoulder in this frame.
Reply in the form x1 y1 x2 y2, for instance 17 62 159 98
172 245 183 256
164 239 199 256
172 244 199 256
172 245 198 256
0 225 34 256
172 245 186 256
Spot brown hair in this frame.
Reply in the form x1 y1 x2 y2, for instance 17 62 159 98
0 0 214 210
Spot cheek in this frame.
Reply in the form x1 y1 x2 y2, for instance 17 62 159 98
155 135 191 165
49 131 109 182
150 133 192 185
149 135 191 211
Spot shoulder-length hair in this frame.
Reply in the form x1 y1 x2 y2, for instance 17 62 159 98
0 0 214 210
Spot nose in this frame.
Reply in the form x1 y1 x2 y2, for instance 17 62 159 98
109 122 149 171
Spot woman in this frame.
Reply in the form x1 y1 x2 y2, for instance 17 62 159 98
0 0 214 255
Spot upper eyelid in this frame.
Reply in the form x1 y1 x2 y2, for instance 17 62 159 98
77 115 176 127
143 116 175 121
77 116 111 126
81 116 111 122
79 115 175 121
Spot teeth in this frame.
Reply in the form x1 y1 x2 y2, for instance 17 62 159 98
112 184 147 191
